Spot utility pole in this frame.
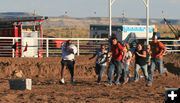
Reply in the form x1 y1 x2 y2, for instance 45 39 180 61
33 9 36 31
122 10 125 25
109 0 116 38
141 0 149 45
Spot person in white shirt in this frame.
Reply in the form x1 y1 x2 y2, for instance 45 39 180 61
60 40 77 84
89 44 110 84
89 44 111 84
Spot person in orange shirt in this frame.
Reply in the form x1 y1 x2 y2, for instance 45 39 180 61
147 35 168 87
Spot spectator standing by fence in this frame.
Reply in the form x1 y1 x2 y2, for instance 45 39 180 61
173 36 180 52
60 40 77 84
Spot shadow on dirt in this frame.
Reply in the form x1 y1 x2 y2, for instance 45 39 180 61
165 63 180 76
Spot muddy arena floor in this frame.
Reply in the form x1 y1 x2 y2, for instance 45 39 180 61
0 54 180 103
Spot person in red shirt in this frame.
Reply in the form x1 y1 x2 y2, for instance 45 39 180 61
147 35 168 87
107 37 125 85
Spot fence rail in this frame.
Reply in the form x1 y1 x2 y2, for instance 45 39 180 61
0 37 179 57
0 37 108 57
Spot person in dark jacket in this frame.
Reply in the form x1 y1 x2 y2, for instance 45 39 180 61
133 43 149 84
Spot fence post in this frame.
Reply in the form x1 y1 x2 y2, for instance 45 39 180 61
77 39 79 56
46 38 49 57
12 39 15 58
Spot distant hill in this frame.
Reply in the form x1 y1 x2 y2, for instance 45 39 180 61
0 12 180 28
0 12 35 18
43 16 180 28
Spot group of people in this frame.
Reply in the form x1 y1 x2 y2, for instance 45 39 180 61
59 34 168 87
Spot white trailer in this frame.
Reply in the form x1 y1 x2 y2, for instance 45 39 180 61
90 24 155 44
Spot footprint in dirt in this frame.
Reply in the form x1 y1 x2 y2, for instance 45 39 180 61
17 94 24 99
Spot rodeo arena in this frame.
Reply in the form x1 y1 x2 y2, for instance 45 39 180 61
1 2 180 103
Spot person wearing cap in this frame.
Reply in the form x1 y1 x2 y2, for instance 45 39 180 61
107 37 125 85
147 34 168 87
60 40 77 84
153 28 160 38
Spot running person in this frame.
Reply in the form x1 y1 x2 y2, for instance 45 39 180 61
89 44 111 84
147 35 168 87
122 43 132 84
60 40 77 84
107 37 125 85
133 44 149 85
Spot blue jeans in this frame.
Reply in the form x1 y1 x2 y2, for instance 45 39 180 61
95 64 106 83
134 63 148 83
107 60 122 84
148 58 167 84
123 62 129 83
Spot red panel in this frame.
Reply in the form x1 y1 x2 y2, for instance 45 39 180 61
14 26 20 57
14 27 18 37
19 24 22 57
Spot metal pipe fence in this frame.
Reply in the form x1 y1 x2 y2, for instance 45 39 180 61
0 37 179 57
0 37 108 57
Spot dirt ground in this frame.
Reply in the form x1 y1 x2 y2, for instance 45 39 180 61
0 54 180 103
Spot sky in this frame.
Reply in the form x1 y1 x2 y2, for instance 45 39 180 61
0 0 180 19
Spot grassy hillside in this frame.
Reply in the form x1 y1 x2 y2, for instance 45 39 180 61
43 25 180 38
43 27 90 38
156 25 180 38
43 17 180 28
